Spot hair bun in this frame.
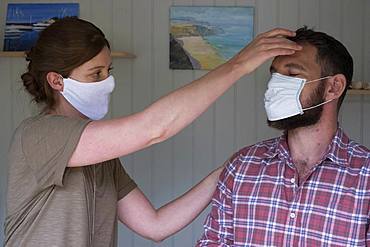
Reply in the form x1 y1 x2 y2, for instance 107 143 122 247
21 71 43 103
25 48 33 62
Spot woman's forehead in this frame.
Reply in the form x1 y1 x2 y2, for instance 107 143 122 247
80 46 112 70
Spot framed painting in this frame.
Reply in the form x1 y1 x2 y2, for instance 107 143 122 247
3 3 79 51
170 6 254 70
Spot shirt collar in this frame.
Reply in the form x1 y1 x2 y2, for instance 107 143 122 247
263 127 349 167
263 133 289 160
323 127 349 166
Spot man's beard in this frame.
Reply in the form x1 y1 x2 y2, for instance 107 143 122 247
267 83 326 131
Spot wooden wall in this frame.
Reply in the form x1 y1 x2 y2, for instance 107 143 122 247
0 0 369 246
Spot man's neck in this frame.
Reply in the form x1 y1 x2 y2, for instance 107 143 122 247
287 119 338 169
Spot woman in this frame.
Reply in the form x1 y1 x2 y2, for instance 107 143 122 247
4 17 300 246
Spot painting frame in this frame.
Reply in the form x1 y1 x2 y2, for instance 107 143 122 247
169 6 254 70
3 3 79 52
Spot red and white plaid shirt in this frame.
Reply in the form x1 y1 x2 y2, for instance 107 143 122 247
197 128 370 246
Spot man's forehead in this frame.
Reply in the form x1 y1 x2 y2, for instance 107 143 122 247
271 44 319 72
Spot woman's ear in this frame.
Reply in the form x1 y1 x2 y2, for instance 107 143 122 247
326 74 347 100
46 72 64 91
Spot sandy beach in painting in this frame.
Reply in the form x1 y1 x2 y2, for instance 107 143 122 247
170 7 253 70
176 36 226 70
170 22 227 69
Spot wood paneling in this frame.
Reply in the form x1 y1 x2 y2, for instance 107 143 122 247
1 0 369 246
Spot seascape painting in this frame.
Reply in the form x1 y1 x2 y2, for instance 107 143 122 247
170 6 254 70
3 3 79 51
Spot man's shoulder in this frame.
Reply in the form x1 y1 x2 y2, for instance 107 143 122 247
346 138 370 168
348 140 370 156
228 136 280 167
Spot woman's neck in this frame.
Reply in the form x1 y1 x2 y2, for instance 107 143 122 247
47 95 87 119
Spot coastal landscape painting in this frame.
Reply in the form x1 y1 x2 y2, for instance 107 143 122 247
170 6 254 70
3 3 79 51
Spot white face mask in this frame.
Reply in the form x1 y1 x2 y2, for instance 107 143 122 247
264 73 333 121
61 75 115 120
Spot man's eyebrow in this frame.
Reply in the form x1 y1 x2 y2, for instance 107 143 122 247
269 63 306 74
285 63 306 71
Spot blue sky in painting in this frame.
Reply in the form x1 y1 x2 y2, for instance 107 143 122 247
6 3 79 24
171 6 254 28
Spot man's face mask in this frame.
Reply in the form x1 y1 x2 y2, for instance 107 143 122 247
264 73 333 121
61 75 115 120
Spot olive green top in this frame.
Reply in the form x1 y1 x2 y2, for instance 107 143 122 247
5 114 137 247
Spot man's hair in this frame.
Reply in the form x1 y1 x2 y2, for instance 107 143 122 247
288 27 353 111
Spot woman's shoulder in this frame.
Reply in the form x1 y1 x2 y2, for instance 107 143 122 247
23 113 83 126
11 114 90 151
19 114 88 134
10 115 42 142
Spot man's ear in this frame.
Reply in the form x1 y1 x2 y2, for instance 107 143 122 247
326 74 347 100
46 72 64 92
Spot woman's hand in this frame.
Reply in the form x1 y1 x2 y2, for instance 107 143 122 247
208 161 228 186
229 28 302 76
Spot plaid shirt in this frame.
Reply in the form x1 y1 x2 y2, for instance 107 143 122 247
197 128 370 246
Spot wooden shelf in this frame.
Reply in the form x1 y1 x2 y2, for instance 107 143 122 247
348 89 370 95
111 51 136 58
0 51 25 57
0 51 136 58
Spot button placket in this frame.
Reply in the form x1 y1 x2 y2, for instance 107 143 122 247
284 160 299 225
288 172 299 225
289 212 296 219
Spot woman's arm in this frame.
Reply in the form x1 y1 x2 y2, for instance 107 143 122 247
68 28 301 166
117 167 223 242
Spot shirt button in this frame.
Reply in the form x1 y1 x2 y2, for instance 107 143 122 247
290 178 295 184
290 212 296 219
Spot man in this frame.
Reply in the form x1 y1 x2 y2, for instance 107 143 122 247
197 27 370 246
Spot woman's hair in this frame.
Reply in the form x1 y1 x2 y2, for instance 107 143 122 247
22 17 110 110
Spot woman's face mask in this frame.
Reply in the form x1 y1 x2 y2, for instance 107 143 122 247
264 73 333 121
60 75 115 120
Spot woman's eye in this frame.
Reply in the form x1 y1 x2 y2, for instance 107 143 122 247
91 73 101 80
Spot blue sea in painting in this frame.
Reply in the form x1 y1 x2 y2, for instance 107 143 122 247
170 6 254 60
4 3 79 51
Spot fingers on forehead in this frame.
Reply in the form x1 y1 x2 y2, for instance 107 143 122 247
264 28 296 38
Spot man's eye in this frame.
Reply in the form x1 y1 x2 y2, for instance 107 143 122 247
108 67 113 75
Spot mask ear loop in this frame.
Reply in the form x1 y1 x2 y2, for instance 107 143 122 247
58 74 65 93
305 76 333 84
302 98 334 111
302 75 334 111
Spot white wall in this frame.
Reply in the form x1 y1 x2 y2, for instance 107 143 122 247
1 0 369 246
